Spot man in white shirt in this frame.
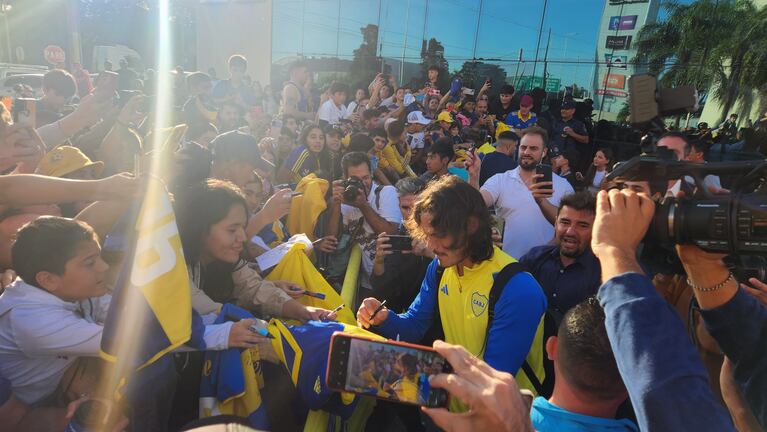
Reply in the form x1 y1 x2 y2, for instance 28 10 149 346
467 126 574 259
317 81 349 127
325 152 401 289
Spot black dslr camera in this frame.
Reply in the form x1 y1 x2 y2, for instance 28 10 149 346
342 176 365 202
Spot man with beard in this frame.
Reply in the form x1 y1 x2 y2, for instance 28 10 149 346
519 191 600 322
468 127 574 259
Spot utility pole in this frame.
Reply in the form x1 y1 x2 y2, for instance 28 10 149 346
66 0 83 66
542 29 551 90
399 0 410 81
1 1 11 63
531 0 549 79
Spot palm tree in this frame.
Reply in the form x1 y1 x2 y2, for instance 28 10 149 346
711 2 767 120
634 0 767 122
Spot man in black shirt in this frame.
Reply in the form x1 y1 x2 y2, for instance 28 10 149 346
548 100 590 171
488 84 515 121
551 147 579 190
35 69 77 127
370 177 432 313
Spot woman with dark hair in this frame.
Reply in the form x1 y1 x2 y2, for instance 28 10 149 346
276 124 329 184
175 178 337 321
578 148 613 194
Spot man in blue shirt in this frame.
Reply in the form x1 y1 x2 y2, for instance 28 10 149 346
592 189 735 432
356 176 547 400
520 191 600 322
531 297 637 432
478 131 518 186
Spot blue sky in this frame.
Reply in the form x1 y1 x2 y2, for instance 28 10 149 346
273 0 611 88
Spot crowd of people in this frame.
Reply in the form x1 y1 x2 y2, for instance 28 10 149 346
0 51 766 432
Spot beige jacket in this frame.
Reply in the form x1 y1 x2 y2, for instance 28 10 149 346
189 261 292 317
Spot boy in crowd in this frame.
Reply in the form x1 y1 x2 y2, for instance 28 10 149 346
318 82 349 127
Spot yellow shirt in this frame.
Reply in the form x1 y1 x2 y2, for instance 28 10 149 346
437 247 516 358
391 375 418 402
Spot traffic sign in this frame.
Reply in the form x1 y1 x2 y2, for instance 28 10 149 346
43 45 66 65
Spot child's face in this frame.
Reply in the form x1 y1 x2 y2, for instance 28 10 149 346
285 118 299 133
326 134 342 152
243 181 264 213
332 91 347 106
49 239 109 302
372 135 387 152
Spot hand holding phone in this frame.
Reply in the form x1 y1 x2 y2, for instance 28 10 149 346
421 341 533 431
531 163 554 201
327 333 451 408
388 234 413 253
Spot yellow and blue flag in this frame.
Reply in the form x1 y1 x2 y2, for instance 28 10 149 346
199 304 269 429
100 177 204 369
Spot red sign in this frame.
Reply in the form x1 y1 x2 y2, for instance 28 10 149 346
597 89 628 97
603 73 626 89
43 45 66 65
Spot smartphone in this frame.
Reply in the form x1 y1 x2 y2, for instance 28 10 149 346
388 235 413 252
326 333 451 408
536 163 553 184
290 191 303 197
11 98 36 129
462 87 475 96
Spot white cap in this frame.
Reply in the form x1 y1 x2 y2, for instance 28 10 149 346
406 111 431 126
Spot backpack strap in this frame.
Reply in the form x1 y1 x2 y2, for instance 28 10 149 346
429 265 446 344
483 262 545 396
374 184 385 209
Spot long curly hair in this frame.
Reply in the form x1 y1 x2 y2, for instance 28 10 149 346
406 176 494 263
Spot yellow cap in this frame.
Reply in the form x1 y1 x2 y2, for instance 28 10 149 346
36 146 104 178
437 111 454 123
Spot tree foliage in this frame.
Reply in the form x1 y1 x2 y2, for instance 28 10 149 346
634 0 767 121
349 24 380 86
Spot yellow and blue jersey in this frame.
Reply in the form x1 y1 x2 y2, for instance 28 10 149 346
375 247 547 409
504 111 538 130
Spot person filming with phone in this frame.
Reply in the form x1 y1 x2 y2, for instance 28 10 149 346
356 176 547 412
467 126 574 259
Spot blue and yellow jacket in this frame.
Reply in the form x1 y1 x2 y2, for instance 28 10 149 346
376 247 547 409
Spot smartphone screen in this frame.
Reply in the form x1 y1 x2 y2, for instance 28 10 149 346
536 163 553 184
327 333 450 408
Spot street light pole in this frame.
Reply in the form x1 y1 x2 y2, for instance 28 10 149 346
1 1 12 63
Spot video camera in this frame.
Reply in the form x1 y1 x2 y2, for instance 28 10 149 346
608 154 767 280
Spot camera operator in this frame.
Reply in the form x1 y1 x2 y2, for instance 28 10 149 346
591 188 737 431
674 244 767 428
325 152 401 292
656 132 726 195
370 177 433 314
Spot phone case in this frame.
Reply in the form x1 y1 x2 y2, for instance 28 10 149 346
326 332 451 408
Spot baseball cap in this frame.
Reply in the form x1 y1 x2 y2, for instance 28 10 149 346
406 111 431 126
520 95 534 108
211 130 273 172
561 100 576 109
36 146 104 178
437 111 454 124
